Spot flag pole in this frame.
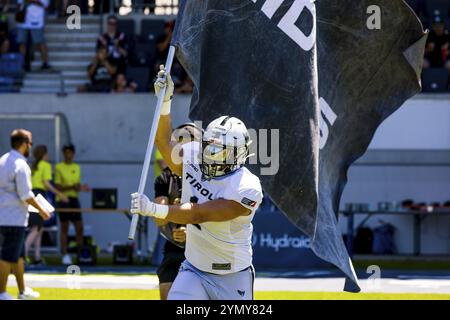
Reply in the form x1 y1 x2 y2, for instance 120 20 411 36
128 45 176 240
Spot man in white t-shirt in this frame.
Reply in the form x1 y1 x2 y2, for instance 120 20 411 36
0 129 51 300
16 0 50 70
130 66 263 300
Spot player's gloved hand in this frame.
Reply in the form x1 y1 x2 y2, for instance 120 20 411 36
130 193 169 219
154 64 174 103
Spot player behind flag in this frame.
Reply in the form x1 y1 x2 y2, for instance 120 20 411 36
153 122 202 300
130 66 263 300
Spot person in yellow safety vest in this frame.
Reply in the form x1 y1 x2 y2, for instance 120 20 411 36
25 145 68 266
54 144 90 266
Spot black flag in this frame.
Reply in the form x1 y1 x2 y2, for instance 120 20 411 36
315 0 426 292
171 0 426 292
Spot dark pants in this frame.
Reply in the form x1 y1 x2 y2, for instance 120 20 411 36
57 198 82 222
28 189 46 230
0 227 26 263
157 240 185 284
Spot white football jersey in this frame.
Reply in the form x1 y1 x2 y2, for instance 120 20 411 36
181 141 263 274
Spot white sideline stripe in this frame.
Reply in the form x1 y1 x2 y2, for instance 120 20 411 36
7 274 450 294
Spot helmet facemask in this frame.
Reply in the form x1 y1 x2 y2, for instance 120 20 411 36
199 116 252 180
200 139 249 180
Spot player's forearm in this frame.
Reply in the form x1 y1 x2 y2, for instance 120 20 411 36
155 114 183 175
165 199 249 224
155 114 172 150
166 202 203 224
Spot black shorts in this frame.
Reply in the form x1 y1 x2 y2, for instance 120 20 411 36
157 251 185 284
0 226 26 263
57 197 82 223
28 189 46 229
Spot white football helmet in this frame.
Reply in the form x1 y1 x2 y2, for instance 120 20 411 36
200 116 251 179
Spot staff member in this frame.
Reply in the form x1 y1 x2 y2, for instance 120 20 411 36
0 129 51 300
55 144 90 266
25 145 68 266
154 123 202 300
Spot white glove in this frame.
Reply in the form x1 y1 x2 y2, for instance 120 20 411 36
130 193 169 219
154 64 174 103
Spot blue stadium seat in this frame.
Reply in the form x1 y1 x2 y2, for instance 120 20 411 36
117 19 136 38
0 53 24 78
126 66 150 92
421 68 449 92
0 76 15 93
405 0 420 13
425 0 450 20
129 41 156 67
140 19 166 43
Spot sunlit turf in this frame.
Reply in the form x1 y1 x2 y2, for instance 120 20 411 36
6 287 450 300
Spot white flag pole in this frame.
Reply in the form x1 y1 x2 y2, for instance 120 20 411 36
128 45 176 240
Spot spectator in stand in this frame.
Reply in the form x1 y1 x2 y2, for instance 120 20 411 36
55 144 90 266
78 46 117 93
53 0 89 17
155 20 174 65
155 21 193 93
25 145 68 266
111 73 137 93
54 0 68 17
16 0 51 71
0 11 10 54
97 15 128 74
423 16 450 76
175 77 194 94
0 129 50 300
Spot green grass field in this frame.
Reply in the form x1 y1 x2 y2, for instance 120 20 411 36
6 287 450 300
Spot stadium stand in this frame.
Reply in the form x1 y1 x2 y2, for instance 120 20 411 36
0 52 23 92
422 67 449 92
126 66 150 92
424 0 450 23
140 19 166 44
0 1 448 94
117 19 136 38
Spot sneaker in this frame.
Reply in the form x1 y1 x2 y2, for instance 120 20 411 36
32 259 45 267
62 254 72 265
18 287 40 300
0 291 14 300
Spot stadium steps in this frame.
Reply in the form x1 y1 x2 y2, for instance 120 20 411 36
30 60 90 70
23 78 86 87
25 70 87 80
21 72 83 94
47 42 96 51
20 86 77 94
45 33 99 42
45 25 101 33
46 15 101 24
21 15 99 93
48 51 94 61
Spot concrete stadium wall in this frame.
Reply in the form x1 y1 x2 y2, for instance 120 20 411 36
0 93 449 255
0 93 192 254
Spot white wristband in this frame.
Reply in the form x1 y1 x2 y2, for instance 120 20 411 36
160 100 171 116
153 203 169 219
